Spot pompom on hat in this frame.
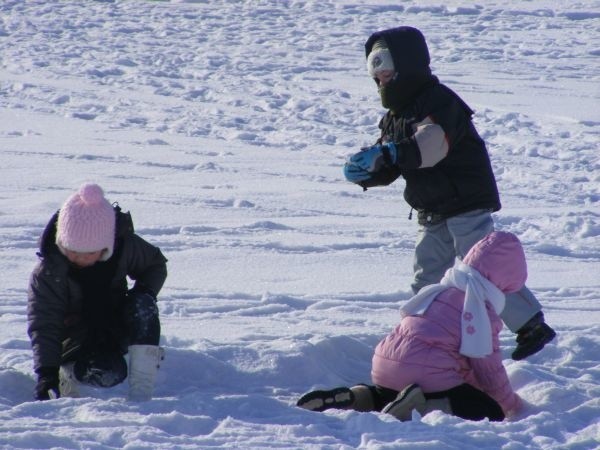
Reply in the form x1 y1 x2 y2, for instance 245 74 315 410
56 183 116 261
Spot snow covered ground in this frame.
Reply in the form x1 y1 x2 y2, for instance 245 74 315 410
1 0 598 448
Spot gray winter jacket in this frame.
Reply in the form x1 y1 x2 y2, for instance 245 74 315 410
27 207 167 372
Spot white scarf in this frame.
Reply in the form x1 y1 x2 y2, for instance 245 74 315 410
400 261 505 358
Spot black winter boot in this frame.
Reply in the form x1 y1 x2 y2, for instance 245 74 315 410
296 387 354 412
297 384 378 413
512 312 556 360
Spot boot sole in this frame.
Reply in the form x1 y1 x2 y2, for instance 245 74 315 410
297 387 354 412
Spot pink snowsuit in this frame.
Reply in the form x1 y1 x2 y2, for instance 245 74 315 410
371 232 526 416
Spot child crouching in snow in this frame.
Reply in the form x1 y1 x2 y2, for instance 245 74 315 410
28 183 167 401
297 231 525 421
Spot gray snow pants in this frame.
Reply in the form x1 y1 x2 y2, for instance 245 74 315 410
412 209 542 332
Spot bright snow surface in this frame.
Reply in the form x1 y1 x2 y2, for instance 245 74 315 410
1 1 598 449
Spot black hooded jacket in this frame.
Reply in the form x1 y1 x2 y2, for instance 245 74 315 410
27 207 168 371
365 27 501 219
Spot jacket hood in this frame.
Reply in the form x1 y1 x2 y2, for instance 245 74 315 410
365 26 431 78
463 231 527 294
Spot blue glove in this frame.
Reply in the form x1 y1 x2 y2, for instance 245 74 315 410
348 142 399 173
343 161 372 183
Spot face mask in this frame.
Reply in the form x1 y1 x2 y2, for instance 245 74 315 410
378 72 432 112
378 75 409 111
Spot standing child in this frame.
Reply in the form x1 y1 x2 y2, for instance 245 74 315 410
298 231 525 422
343 26 555 360
28 183 168 401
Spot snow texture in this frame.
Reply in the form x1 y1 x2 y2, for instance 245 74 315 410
0 0 598 449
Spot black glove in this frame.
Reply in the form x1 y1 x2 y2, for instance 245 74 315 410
34 366 60 400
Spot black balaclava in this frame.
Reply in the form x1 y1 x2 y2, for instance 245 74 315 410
365 26 434 113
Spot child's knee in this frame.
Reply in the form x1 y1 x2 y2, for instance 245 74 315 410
74 353 127 387
125 291 161 345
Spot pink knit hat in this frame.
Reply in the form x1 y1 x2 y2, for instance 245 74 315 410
56 183 116 260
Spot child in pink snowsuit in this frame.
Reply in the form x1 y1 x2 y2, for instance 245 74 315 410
298 231 525 421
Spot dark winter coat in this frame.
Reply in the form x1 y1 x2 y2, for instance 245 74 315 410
27 207 167 372
365 27 501 219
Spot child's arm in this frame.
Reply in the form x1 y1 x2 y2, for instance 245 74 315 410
468 316 522 416
469 352 522 416
402 86 475 170
27 262 68 372
373 89 472 171
125 234 168 297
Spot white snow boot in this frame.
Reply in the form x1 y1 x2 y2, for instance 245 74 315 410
59 362 81 398
382 384 453 421
127 345 164 401
381 384 427 421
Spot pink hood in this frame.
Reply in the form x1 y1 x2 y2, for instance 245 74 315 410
371 231 527 416
463 231 527 294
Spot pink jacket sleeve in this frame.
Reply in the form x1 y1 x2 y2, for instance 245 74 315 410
468 315 522 416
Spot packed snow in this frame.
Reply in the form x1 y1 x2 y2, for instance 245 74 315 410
0 0 598 449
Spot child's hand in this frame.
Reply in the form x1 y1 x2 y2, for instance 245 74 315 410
343 160 372 183
505 393 525 420
343 145 403 189
348 143 399 173
34 366 60 401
